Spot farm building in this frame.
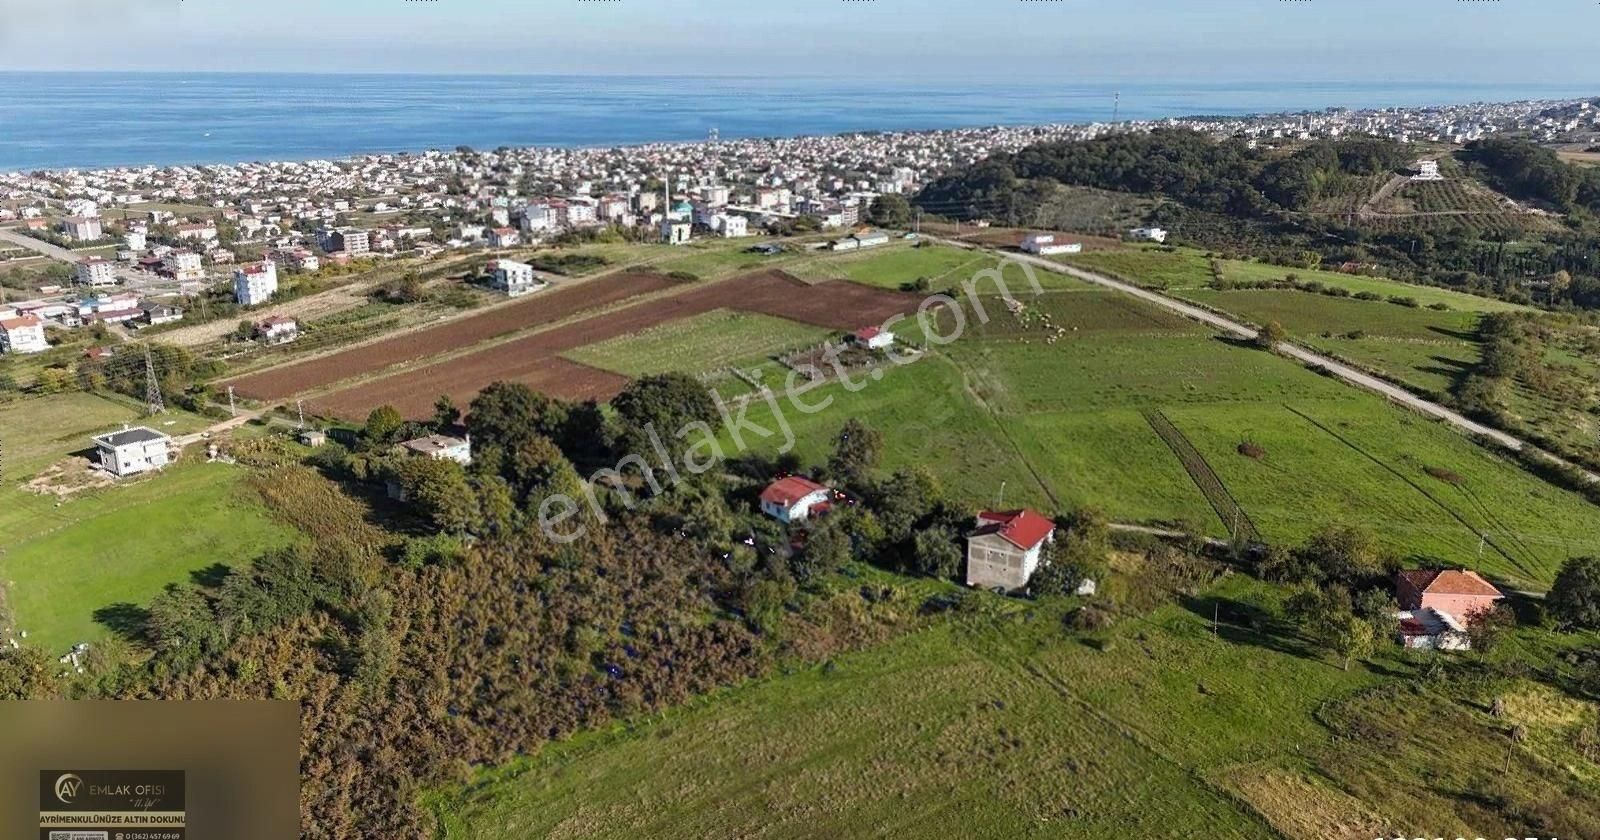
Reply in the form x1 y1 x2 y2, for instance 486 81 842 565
851 326 895 350
1392 569 1504 651
1128 227 1168 243
400 433 472 465
91 425 172 477
759 476 831 524
966 509 1054 592
1020 234 1083 256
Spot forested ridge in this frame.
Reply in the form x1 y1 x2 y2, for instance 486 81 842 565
917 129 1600 304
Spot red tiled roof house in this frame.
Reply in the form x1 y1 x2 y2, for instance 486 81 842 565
1396 569 1504 621
966 509 1055 592
759 476 831 524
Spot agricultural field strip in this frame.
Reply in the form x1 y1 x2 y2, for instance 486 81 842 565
1142 409 1260 541
225 270 680 401
939 238 1600 485
310 271 924 418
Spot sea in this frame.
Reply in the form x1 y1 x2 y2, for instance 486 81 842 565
1 74 1597 172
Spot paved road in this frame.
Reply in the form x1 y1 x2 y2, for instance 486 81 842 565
0 226 86 263
934 237 1600 485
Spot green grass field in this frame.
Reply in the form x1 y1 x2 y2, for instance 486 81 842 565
1063 245 1526 314
432 569 1600 839
1058 247 1215 289
1176 288 1483 397
794 243 1094 291
563 309 831 379
2 459 297 651
430 576 1342 838
0 393 294 652
710 284 1600 587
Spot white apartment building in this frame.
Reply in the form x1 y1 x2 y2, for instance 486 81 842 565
75 256 118 287
487 259 542 297
234 261 279 305
164 250 205 282
61 216 103 242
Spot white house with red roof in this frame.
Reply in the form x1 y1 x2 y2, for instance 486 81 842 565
256 316 299 345
1394 569 1504 650
0 313 48 354
759 476 832 524
966 509 1055 591
851 326 895 350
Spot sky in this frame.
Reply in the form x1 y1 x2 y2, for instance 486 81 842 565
0 0 1596 83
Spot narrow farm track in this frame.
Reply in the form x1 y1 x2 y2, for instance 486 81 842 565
935 238 1600 486
1142 409 1260 542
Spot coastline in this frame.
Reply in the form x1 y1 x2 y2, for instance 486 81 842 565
1 74 1596 173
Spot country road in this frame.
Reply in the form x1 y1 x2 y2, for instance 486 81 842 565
0 226 86 263
933 237 1600 485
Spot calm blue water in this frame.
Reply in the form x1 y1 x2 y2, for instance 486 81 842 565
0 74 1595 171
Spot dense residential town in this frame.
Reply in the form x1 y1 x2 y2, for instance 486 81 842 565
0 94 1594 354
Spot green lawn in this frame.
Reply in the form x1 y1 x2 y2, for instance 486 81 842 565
564 309 832 382
2 459 297 652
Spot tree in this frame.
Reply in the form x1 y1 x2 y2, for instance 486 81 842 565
867 467 941 544
827 419 883 490
432 395 461 430
1254 320 1287 349
1285 585 1372 669
1468 602 1516 652
0 646 57 699
867 194 913 228
468 381 569 453
1551 269 1573 305
362 405 405 448
391 456 478 534
1330 612 1377 671
145 583 226 674
792 521 851 583
1297 524 1390 587
610 373 718 461
912 526 962 579
1550 555 1600 630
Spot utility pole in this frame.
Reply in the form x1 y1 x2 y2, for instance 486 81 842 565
296 399 306 429
996 480 1006 510
227 385 236 418
914 209 921 236
1113 91 1121 124
143 345 165 415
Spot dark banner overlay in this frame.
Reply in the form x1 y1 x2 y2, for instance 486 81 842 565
0 702 297 840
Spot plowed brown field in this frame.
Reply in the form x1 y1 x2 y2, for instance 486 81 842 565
310 271 921 419
228 271 676 400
